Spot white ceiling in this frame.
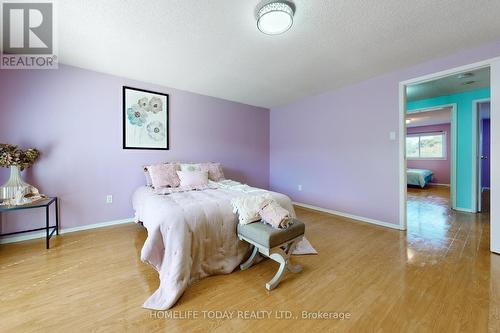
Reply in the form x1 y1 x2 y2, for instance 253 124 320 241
407 108 451 128
406 67 490 102
58 0 500 108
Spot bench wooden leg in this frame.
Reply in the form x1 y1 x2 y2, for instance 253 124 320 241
266 248 287 290
265 238 303 290
240 245 258 270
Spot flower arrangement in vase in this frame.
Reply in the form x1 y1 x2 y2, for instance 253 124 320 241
0 143 40 203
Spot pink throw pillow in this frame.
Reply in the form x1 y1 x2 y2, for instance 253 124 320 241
200 163 225 181
148 163 180 188
177 170 209 187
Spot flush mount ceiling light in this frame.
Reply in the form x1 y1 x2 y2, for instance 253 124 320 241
257 2 294 35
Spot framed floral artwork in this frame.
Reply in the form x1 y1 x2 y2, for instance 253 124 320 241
123 86 169 150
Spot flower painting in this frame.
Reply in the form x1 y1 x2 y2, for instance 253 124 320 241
123 86 169 150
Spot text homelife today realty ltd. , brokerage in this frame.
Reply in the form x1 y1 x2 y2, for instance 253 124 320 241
150 310 352 320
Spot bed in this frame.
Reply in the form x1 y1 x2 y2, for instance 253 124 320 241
407 168 433 188
132 180 296 310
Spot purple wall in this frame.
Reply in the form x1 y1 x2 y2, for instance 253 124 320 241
482 119 491 189
270 39 500 226
0 65 269 233
407 124 451 185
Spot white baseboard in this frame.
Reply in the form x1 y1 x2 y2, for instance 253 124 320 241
429 183 450 187
61 218 134 234
293 202 405 230
0 231 48 244
0 217 134 245
454 207 476 213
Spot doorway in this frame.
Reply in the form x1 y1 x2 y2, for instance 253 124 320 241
399 58 500 253
398 61 498 253
476 101 491 212
404 66 492 216
405 105 455 207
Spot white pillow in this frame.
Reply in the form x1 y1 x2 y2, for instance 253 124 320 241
179 163 202 172
176 170 208 187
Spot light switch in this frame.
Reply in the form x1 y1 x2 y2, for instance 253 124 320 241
389 131 396 141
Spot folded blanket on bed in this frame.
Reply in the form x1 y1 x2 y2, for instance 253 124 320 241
259 199 291 229
213 179 277 194
231 193 273 224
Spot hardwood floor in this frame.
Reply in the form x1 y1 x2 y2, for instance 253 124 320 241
1 189 499 332
482 189 491 213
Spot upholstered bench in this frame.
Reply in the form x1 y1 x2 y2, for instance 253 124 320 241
237 219 305 290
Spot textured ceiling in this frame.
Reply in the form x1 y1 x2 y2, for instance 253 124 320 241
407 108 451 128
58 0 500 107
407 67 490 102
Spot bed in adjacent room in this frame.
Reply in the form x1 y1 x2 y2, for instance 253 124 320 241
407 168 433 188
132 173 296 310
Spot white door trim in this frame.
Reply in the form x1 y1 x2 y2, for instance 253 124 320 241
472 98 491 213
406 104 457 209
490 59 500 254
400 58 499 86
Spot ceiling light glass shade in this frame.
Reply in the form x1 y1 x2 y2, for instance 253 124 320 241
257 2 294 35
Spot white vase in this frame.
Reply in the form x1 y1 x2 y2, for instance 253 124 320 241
0 166 32 201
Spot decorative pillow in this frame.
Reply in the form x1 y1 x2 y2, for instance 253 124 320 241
148 163 180 188
179 163 202 172
200 162 225 181
177 170 209 187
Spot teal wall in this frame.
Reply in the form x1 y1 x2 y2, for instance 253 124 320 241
407 88 490 210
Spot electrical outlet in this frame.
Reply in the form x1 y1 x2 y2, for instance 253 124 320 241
298 185 303 191
106 195 113 204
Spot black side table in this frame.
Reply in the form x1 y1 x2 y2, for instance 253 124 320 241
0 197 59 249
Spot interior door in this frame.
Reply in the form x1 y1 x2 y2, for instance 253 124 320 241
480 112 491 212
477 102 491 213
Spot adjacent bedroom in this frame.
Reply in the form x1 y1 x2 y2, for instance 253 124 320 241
1 1 500 332
404 67 491 238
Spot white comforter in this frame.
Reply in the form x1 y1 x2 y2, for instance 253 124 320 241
132 180 296 310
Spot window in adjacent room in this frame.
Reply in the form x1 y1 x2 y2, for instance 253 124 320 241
406 132 446 159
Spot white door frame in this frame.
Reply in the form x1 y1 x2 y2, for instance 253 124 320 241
473 98 491 212
398 57 500 239
406 104 457 209
491 60 500 253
